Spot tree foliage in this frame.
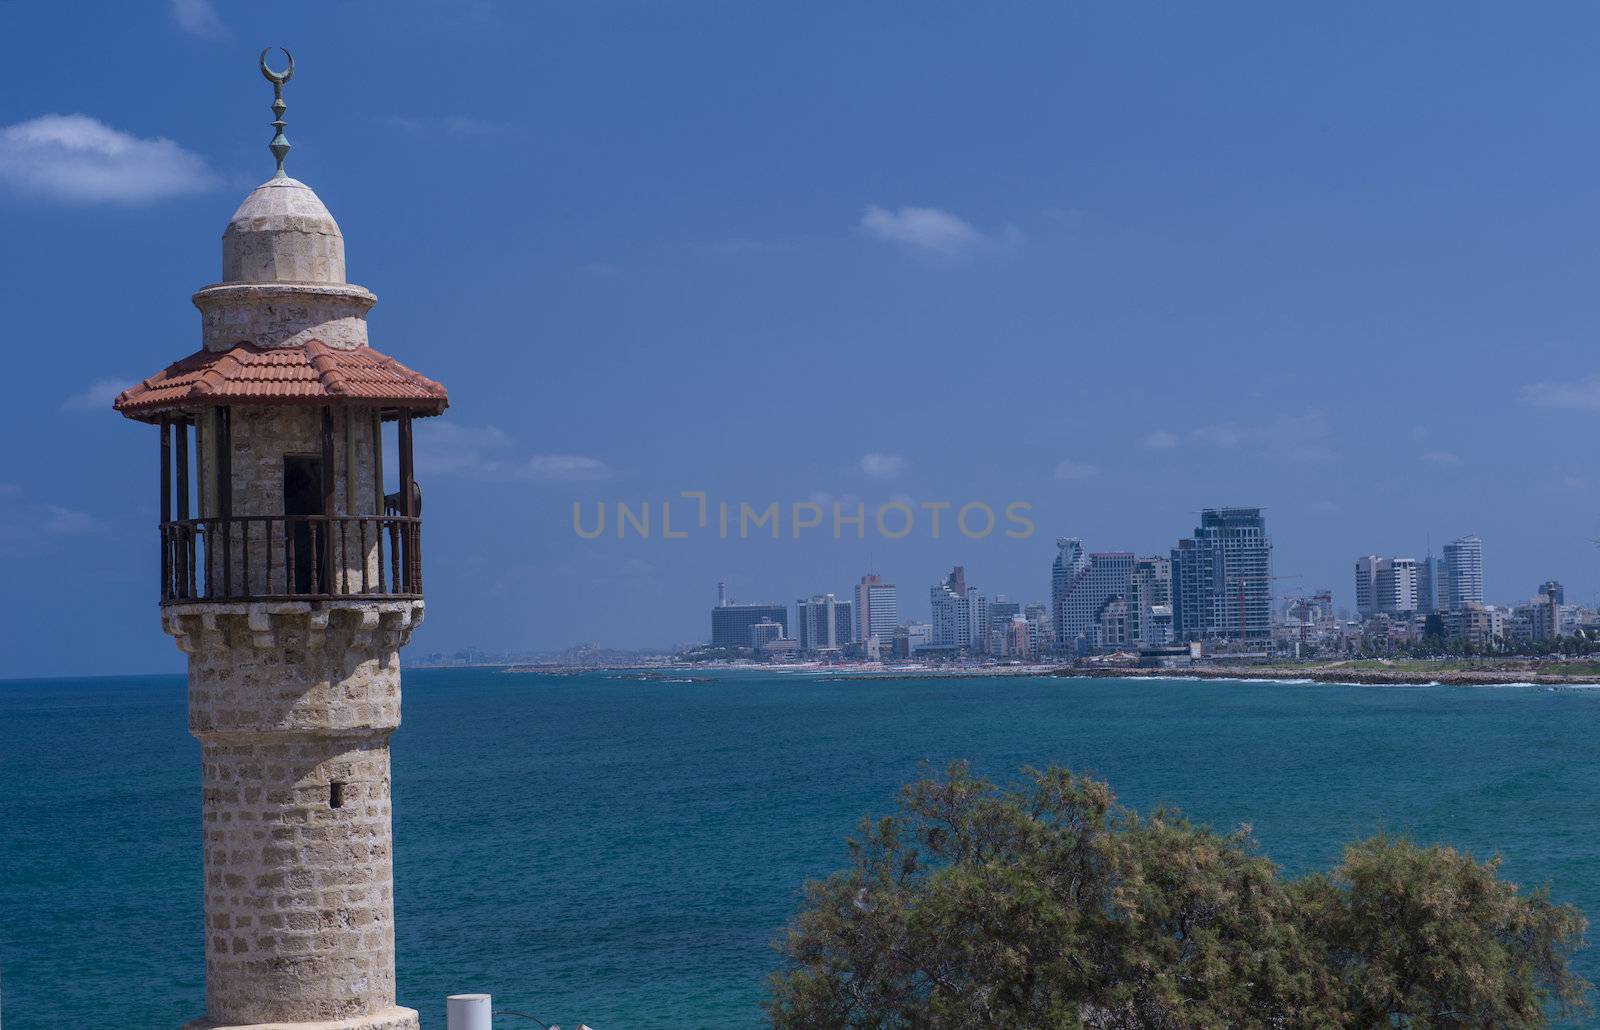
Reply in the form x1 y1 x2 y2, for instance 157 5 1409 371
767 764 1588 1028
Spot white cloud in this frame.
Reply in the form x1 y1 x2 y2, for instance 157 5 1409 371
521 455 613 482
1053 460 1100 481
414 422 614 482
859 452 907 478
0 115 218 204
1142 430 1179 449
42 506 99 535
63 377 134 412
860 205 987 255
1148 413 1337 463
1521 377 1600 410
0 492 99 544
1421 451 1462 465
170 0 224 36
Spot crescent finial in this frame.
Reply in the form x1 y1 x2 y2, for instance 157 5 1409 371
259 47 295 178
259 47 294 86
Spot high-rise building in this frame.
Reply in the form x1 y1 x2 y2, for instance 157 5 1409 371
749 618 785 649
1440 536 1484 610
1416 556 1437 614
796 594 853 652
1093 596 1129 649
711 599 788 646
1354 556 1380 616
1127 556 1173 647
986 596 1022 652
930 566 987 650
1540 580 1565 606
1376 558 1418 614
854 574 899 642
988 597 1022 625
1358 556 1418 616
1171 507 1273 643
1024 602 1055 654
1051 539 1135 650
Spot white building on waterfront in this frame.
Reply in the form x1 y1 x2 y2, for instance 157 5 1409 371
855 573 899 642
930 566 986 650
1356 555 1418 616
1441 536 1484 610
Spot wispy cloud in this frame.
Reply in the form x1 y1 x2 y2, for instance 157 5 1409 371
521 455 613 481
414 422 614 482
63 377 134 412
0 115 218 204
1421 451 1462 466
859 205 1019 256
1053 460 1100 481
1145 413 1336 463
1521 377 1600 411
859 452 907 478
0 488 100 545
170 0 224 37
383 115 511 138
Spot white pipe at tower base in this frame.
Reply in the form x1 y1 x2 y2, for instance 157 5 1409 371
447 993 492 1030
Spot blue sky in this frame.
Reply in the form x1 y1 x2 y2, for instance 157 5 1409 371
5 1 1600 676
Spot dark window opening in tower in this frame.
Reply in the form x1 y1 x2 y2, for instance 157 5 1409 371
329 781 345 809
283 455 325 594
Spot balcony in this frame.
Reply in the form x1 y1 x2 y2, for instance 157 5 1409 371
160 513 421 604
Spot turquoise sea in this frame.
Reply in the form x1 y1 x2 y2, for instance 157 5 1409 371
2 669 1599 1028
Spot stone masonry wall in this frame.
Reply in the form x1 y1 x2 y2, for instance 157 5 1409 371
166 601 422 1030
200 734 396 1024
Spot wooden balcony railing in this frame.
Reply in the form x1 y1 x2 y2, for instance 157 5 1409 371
160 515 422 603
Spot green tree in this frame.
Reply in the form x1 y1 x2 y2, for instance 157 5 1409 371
768 764 1589 1029
1294 836 1589 1027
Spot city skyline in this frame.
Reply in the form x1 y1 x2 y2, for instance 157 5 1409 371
9 3 1600 675
695 517 1587 662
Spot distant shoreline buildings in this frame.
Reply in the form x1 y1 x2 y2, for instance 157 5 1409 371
699 513 1596 665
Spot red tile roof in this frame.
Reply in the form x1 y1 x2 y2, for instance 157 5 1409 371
115 340 448 421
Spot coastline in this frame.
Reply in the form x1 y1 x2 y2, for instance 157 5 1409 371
490 659 1600 688
1054 665 1600 687
820 663 1600 687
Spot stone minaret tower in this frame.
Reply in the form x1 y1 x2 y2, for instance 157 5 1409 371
116 50 446 1030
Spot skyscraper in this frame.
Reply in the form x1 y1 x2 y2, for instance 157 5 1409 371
930 566 987 650
1051 538 1134 650
711 598 789 646
1440 536 1484 610
1376 558 1418 613
854 573 899 642
1126 556 1173 646
1171 507 1273 643
796 594 854 652
1416 556 1437 614
1356 556 1417 615
1354 556 1380 616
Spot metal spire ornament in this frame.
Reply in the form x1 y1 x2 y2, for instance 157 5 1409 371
259 47 295 177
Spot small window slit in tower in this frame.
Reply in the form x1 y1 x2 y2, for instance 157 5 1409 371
329 781 345 809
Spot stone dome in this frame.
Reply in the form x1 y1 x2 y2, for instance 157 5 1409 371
221 176 346 284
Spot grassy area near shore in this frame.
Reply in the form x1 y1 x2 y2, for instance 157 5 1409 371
1059 657 1600 686
1331 658 1600 677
